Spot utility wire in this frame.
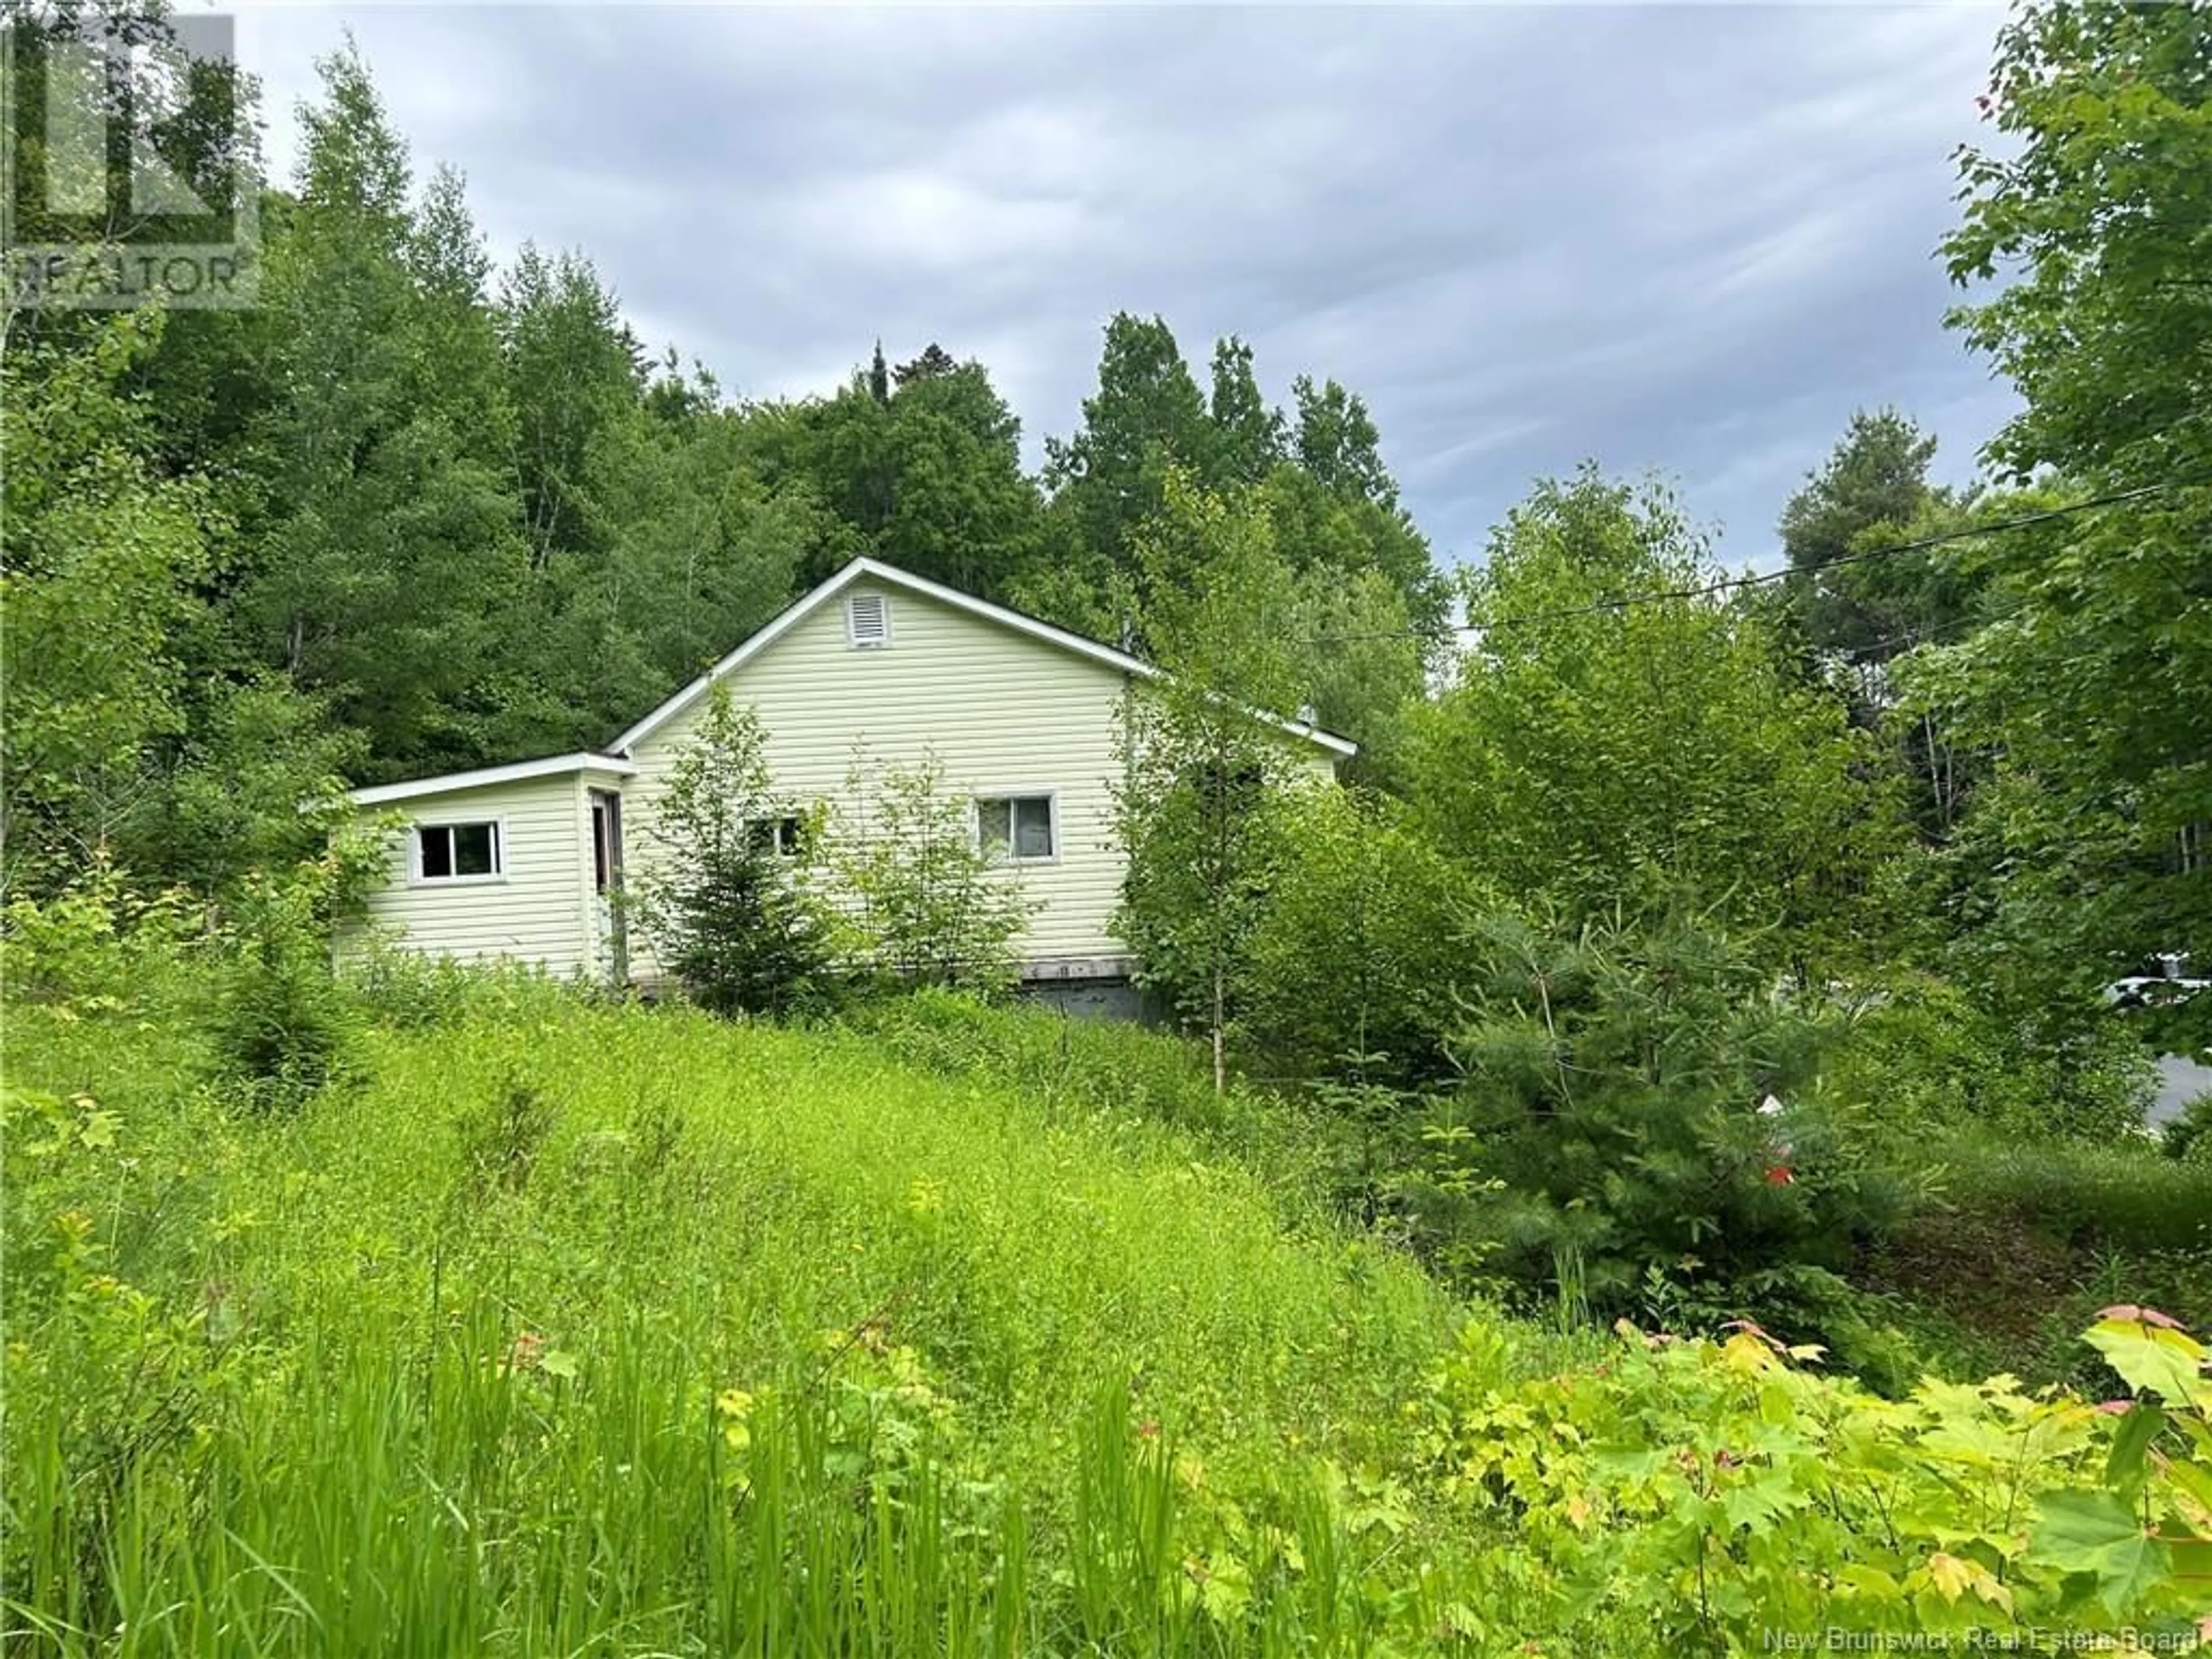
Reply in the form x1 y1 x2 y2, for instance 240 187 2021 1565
1300 481 2179 645
1840 599 2037 665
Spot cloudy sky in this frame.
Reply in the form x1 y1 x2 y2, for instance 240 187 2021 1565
240 2 2018 571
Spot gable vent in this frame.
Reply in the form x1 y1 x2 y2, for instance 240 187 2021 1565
846 591 891 649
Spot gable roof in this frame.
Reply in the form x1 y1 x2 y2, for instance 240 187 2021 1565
612 556 1358 759
349 751 635 808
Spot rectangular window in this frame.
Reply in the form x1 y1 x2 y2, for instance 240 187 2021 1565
846 591 891 649
976 794 1055 862
592 797 617 893
746 815 805 858
416 820 502 882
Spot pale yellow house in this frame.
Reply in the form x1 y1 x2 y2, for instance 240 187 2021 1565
343 558 1353 991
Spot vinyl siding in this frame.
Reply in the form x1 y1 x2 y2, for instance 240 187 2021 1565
624 582 1140 974
340 774 598 976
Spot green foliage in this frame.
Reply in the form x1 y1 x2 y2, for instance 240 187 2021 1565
1415 1312 2211 1650
0 861 197 1013
2 309 215 892
1289 374 1396 511
1926 1127 2212 1263
785 348 1044 597
128 677 363 895
830 987 1338 1190
1778 407 1944 661
524 368 815 751
833 747 1034 991
2166 1091 2212 1164
1027 315 1440 653
630 685 836 1016
1447 904 1908 1328
498 243 642 567
1863 1151 2212 1396
1240 787 1468 1088
1944 1 2211 496
239 44 529 781
1 976 1455 1653
9 935 2210 1653
343 941 592 1031
1928 0 2212 1030
1407 466 1902 983
1043 312 1215 579
1818 969 2155 1144
1114 471 1316 1089
204 851 372 1107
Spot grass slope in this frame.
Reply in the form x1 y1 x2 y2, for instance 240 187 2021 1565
15 986 2200 1656
6 993 1463 1654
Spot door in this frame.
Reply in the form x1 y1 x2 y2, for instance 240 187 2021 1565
590 789 628 984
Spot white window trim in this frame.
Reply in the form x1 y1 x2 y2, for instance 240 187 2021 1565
974 789 1060 867
408 816 510 888
745 813 806 858
845 590 893 649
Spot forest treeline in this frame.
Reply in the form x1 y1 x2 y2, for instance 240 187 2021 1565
9 5 2205 1018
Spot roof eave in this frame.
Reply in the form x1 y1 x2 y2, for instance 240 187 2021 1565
348 752 636 808
613 556 1353 762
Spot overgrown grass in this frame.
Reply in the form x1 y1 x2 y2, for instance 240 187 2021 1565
9 961 2207 1655
1859 1124 2212 1387
831 987 1350 1205
5 990 1482 1654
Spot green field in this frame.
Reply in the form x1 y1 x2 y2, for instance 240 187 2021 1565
6 984 2206 1656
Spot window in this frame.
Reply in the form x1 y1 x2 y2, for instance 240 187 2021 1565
416 820 502 882
592 794 622 895
745 815 805 858
976 794 1055 862
846 591 891 649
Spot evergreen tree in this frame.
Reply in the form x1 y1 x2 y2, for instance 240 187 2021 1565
1778 409 1942 661
630 685 835 1016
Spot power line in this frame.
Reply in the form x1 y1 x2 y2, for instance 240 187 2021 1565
1297 481 2179 646
1840 599 2036 665
1456 483 2170 633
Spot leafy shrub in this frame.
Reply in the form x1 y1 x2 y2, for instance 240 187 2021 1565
2165 1089 2212 1162
0 860 196 1012
832 746 1033 993
1820 969 2156 1142
1238 786 1470 1088
1413 1309 2211 1650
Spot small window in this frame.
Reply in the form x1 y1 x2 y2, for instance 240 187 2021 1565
416 820 502 882
846 591 891 649
592 796 619 894
745 815 805 858
976 794 1055 862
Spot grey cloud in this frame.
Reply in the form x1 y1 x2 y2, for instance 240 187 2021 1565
247 2 2014 569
